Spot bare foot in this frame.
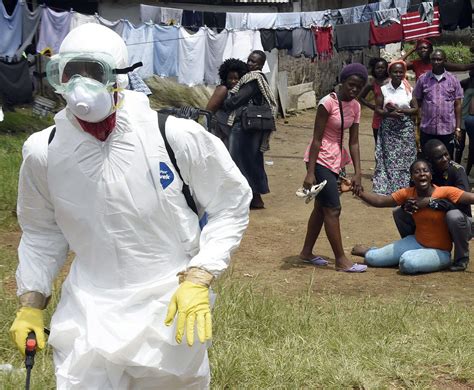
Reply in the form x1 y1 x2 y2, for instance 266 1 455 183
351 245 370 257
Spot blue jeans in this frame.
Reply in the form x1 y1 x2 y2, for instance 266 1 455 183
365 235 451 274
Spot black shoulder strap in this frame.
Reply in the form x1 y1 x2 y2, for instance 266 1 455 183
48 127 56 145
337 94 344 152
157 112 198 215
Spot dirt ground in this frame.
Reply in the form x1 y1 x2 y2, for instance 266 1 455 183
1 108 473 305
231 107 474 304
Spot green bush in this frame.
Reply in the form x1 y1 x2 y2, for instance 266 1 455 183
404 43 472 64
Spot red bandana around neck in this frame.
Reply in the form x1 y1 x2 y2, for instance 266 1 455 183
76 112 117 141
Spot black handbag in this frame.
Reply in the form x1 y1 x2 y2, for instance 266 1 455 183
241 101 275 132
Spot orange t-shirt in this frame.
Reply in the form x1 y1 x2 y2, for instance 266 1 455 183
391 186 464 251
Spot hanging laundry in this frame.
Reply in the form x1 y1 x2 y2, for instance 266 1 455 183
260 29 276 52
70 12 98 30
334 22 370 51
96 15 125 36
182 10 204 32
225 12 247 30
275 12 301 29
289 28 315 58
374 8 401 26
393 0 409 15
275 29 293 50
153 25 179 77
178 27 206 86
369 20 403 45
337 7 353 24
0 1 22 58
0 59 33 105
205 28 227 85
140 4 183 25
122 22 154 79
311 26 333 59
15 2 41 58
247 13 276 29
379 0 394 10
401 6 440 41
301 10 327 28
419 2 435 24
222 30 269 73
360 3 380 22
351 5 366 23
326 10 343 27
438 0 472 31
203 12 226 32
36 7 72 55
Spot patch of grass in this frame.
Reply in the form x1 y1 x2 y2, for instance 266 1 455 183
1 255 472 389
0 108 53 135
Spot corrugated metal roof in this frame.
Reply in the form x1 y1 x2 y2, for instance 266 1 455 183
233 0 290 3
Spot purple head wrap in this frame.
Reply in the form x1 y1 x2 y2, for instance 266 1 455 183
339 63 368 83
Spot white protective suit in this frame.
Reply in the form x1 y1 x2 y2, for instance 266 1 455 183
16 24 252 389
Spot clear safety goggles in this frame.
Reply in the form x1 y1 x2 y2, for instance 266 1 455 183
46 52 142 93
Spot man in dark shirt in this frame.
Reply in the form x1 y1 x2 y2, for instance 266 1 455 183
393 139 472 271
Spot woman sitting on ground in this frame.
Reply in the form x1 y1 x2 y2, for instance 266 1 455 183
223 50 277 209
352 159 474 274
206 58 248 148
300 63 368 273
358 57 389 145
372 60 418 195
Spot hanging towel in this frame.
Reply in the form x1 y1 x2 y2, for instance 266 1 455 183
301 10 327 28
438 0 472 31
338 7 353 24
326 10 343 27
0 59 32 105
122 21 154 79
161 7 183 25
334 22 370 50
419 2 435 24
36 7 72 55
289 28 315 58
223 30 269 73
140 5 183 25
374 8 401 26
360 3 380 22
379 0 394 10
393 0 409 15
203 12 226 32
182 10 204 32
351 5 366 23
70 12 98 30
0 1 22 58
178 27 206 86
96 15 125 36
247 13 276 29
275 29 293 50
312 26 333 59
275 12 301 29
369 20 403 45
15 2 41 57
401 6 440 41
260 29 276 52
153 25 179 77
205 28 228 85
225 12 247 30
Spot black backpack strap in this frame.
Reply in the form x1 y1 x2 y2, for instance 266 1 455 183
157 112 198 215
48 127 56 145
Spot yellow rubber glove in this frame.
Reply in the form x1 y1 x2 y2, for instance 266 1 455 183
165 268 213 346
10 307 45 356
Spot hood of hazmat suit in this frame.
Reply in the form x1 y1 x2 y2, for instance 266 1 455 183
15 23 252 389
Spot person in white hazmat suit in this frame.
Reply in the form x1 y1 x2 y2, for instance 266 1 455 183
9 23 252 389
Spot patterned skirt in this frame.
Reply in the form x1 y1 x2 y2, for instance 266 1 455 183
372 116 417 195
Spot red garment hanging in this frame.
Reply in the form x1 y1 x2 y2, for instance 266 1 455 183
401 6 441 41
369 20 403 45
311 26 333 60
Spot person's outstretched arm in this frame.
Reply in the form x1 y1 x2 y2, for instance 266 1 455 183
445 63 474 72
400 47 416 70
458 191 474 204
358 189 398 208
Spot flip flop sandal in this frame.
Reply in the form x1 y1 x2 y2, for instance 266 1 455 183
296 180 327 203
301 256 329 266
336 263 367 273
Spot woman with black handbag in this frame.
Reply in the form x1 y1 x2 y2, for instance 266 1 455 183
223 50 277 209
300 64 368 272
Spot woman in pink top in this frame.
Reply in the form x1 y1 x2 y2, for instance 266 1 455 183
301 64 368 273
358 58 389 145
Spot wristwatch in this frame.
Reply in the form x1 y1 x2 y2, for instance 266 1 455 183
455 127 462 132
